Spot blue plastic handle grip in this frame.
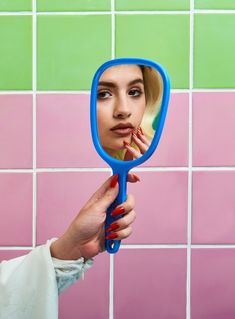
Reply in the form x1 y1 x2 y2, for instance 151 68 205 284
105 173 127 253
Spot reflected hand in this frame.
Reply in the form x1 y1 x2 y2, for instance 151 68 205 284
123 127 151 160
50 173 139 260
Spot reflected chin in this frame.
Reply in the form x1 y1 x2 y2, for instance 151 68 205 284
102 136 132 156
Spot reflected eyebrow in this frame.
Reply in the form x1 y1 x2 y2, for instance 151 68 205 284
98 78 144 88
129 78 144 86
98 81 116 88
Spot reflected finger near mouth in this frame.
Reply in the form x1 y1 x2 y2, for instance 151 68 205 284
123 141 141 158
131 134 148 154
136 131 150 146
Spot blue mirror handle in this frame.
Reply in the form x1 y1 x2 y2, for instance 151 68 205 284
105 173 127 253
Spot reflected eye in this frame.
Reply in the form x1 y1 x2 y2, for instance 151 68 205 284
97 90 112 100
128 88 143 97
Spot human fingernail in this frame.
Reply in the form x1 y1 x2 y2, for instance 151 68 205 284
110 174 118 188
132 132 137 138
106 233 118 240
106 223 119 233
123 140 130 147
137 127 144 135
111 206 125 217
133 174 140 182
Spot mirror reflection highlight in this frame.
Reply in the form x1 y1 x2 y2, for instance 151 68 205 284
97 64 163 161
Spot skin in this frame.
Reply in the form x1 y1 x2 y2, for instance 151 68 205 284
97 64 149 159
50 173 139 260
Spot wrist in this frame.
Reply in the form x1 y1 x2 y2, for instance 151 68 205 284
50 235 83 261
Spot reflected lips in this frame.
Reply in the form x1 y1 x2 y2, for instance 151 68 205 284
110 123 134 136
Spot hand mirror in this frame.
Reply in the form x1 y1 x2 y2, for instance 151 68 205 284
90 58 170 253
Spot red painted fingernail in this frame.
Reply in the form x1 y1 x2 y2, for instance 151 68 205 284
110 174 118 188
106 233 118 240
111 206 125 217
123 140 130 147
106 223 119 233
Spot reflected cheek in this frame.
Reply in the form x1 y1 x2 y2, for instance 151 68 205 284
97 110 113 147
132 102 146 126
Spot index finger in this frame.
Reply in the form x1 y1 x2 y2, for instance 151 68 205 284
84 175 119 207
84 172 140 208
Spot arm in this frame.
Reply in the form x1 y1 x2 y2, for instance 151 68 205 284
0 174 138 317
49 173 138 293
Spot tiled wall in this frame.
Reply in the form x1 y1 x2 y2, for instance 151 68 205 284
0 1 235 318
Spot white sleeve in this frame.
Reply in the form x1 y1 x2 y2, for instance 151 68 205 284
52 256 93 294
0 240 58 319
49 238 93 295
0 239 93 319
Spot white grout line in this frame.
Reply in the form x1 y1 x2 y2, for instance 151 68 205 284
114 11 190 15
0 12 32 15
36 12 111 15
0 247 33 250
194 9 235 14
191 89 235 92
36 90 91 94
121 245 187 249
121 244 235 249
1 167 235 174
0 91 33 94
109 254 114 319
2 244 235 251
1 89 235 95
110 1 115 318
1 10 235 16
186 1 194 318
111 0 115 60
192 245 235 248
32 0 37 249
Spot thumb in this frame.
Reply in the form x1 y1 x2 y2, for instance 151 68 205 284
97 181 119 212
84 175 119 209
124 149 133 161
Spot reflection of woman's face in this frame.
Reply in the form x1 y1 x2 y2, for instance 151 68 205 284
97 64 146 156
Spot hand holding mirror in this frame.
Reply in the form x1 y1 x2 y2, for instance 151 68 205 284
90 58 170 253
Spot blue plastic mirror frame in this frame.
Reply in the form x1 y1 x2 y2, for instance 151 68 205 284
90 58 170 253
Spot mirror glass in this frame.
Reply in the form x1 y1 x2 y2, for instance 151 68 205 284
96 64 164 161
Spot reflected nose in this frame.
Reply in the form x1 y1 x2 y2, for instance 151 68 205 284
113 95 131 119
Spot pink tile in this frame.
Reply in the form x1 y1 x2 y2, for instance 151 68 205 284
125 171 188 244
37 171 110 244
0 250 30 262
59 253 109 319
36 94 106 168
191 249 235 319
115 249 187 319
193 92 235 166
192 171 235 244
0 173 32 245
0 95 33 168
142 93 189 167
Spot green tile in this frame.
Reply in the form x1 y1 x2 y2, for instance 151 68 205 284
195 0 235 10
116 14 190 89
0 0 31 11
37 15 111 90
0 16 32 90
194 14 235 88
116 0 190 11
37 0 110 12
